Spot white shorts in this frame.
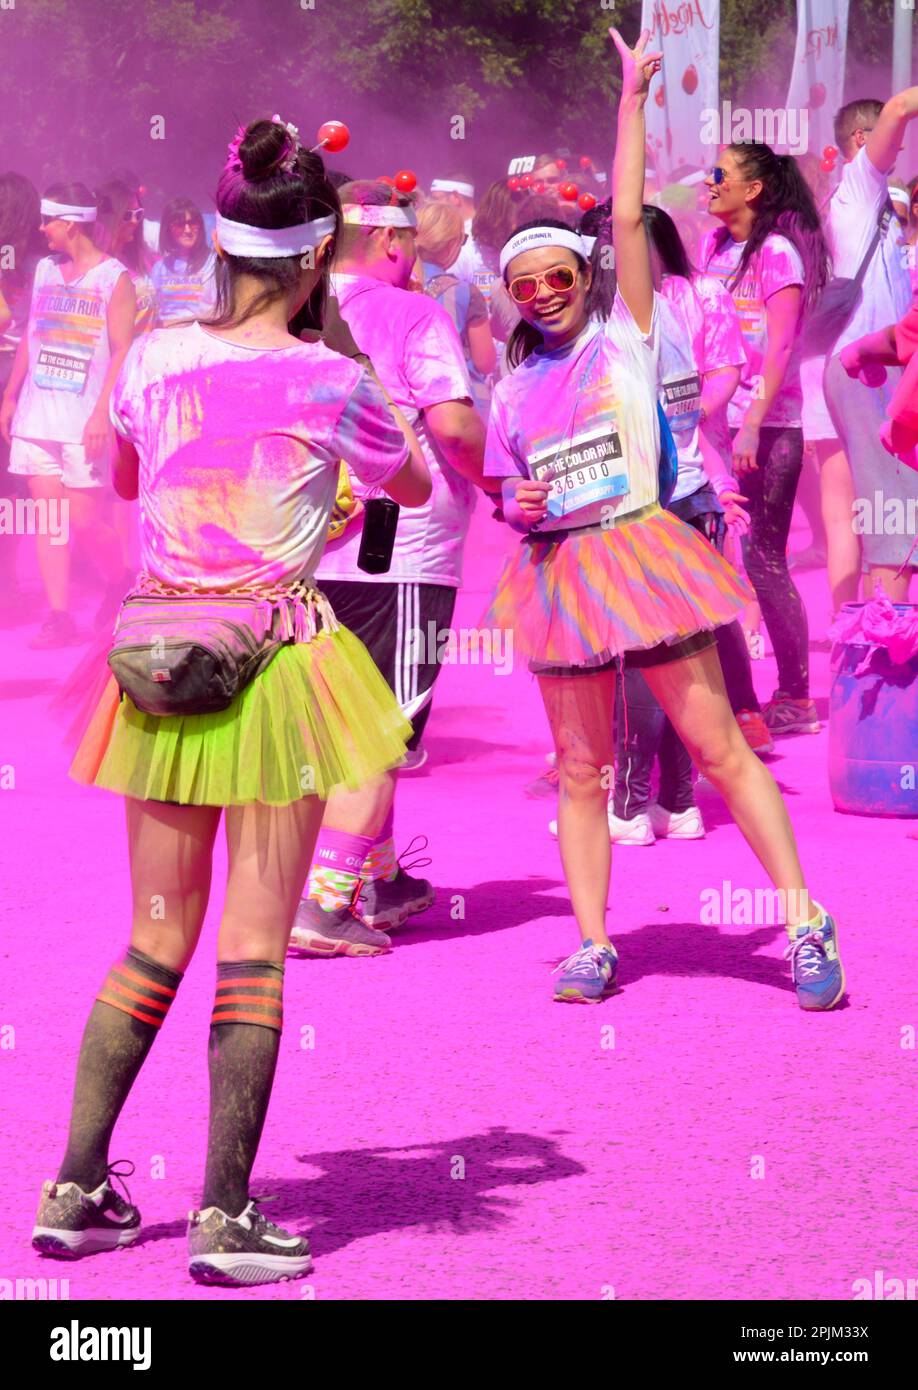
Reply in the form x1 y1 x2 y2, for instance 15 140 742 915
8 437 104 489
800 357 837 444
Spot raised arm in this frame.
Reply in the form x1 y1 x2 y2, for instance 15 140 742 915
866 87 918 176
609 26 661 335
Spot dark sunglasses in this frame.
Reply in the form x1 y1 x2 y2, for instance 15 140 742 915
709 167 728 185
122 208 144 223
508 263 577 305
171 216 199 229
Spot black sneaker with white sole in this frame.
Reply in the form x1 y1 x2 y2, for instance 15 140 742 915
357 867 436 930
288 898 392 957
32 1161 141 1258
188 1200 312 1286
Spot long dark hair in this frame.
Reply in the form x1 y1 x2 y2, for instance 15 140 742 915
704 143 830 313
205 118 341 334
95 178 146 273
159 196 209 272
578 198 694 321
504 216 595 368
0 172 43 286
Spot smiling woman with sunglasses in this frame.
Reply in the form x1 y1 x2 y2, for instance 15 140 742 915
482 28 845 1011
152 196 218 325
702 142 830 739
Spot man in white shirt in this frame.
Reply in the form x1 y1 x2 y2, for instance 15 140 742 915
289 182 487 959
823 89 918 601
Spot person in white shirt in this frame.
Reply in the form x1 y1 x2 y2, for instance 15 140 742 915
823 90 918 602
0 182 136 647
289 180 487 960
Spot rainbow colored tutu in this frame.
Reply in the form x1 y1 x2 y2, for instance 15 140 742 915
70 625 411 806
483 503 753 670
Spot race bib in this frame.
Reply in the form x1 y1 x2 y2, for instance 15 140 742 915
661 370 702 434
529 422 628 519
34 346 91 394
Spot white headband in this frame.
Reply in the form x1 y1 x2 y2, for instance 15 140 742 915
40 198 97 223
341 204 417 228
431 179 475 198
214 211 336 258
582 236 597 255
499 226 589 275
888 186 909 204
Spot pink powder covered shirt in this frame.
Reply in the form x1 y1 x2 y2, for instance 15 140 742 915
317 272 475 588
701 230 805 429
110 321 408 592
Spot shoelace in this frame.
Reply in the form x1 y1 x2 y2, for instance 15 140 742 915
783 931 825 980
397 834 432 877
348 834 433 921
101 1159 137 1211
553 944 611 978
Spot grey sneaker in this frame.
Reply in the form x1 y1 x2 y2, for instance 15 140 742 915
32 1162 141 1258
188 1200 312 1286
288 897 391 957
358 867 436 930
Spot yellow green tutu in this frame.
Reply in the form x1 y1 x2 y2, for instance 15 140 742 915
70 625 411 806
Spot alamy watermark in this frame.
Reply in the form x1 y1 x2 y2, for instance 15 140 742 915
851 491 918 538
700 102 809 157
699 883 812 926
0 497 69 545
405 622 513 675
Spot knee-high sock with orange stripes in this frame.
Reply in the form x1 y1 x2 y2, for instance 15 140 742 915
201 961 284 1218
58 946 183 1191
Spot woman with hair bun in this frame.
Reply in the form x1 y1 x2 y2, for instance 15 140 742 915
30 116 431 1287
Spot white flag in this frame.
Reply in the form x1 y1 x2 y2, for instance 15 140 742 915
640 0 721 182
784 0 850 157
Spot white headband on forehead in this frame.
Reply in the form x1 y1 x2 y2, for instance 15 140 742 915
214 211 336 258
431 179 475 198
581 235 597 255
341 204 417 228
499 225 589 275
40 198 97 223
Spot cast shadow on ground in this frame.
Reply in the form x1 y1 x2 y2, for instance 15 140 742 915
266 1126 586 1260
378 882 848 1006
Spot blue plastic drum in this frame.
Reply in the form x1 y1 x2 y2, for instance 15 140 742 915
828 603 918 817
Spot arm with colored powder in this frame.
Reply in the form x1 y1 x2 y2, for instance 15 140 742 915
732 284 801 473
83 271 136 461
608 26 661 335
0 333 29 443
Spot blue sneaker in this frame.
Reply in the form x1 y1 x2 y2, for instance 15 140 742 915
553 939 618 1004
784 906 845 1011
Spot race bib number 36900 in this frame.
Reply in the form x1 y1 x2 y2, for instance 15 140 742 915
529 423 628 519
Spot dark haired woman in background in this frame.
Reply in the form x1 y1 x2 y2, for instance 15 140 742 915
30 117 431 1287
96 178 157 335
484 31 843 1013
567 197 768 853
702 143 830 737
0 171 44 618
0 181 135 646
151 195 217 325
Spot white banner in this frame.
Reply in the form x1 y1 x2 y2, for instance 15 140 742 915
783 0 849 157
640 0 721 183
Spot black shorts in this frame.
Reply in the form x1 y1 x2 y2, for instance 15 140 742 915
533 629 717 678
320 579 457 750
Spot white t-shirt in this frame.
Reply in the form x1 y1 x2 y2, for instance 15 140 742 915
318 272 475 588
447 235 500 306
658 273 746 501
483 291 660 531
151 253 218 325
110 322 408 592
701 230 805 428
827 146 911 355
13 255 128 443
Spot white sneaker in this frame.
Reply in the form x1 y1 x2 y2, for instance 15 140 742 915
648 803 706 840
607 808 655 845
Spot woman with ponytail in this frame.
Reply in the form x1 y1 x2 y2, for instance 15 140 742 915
31 117 431 1287
702 142 830 736
484 31 843 1012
